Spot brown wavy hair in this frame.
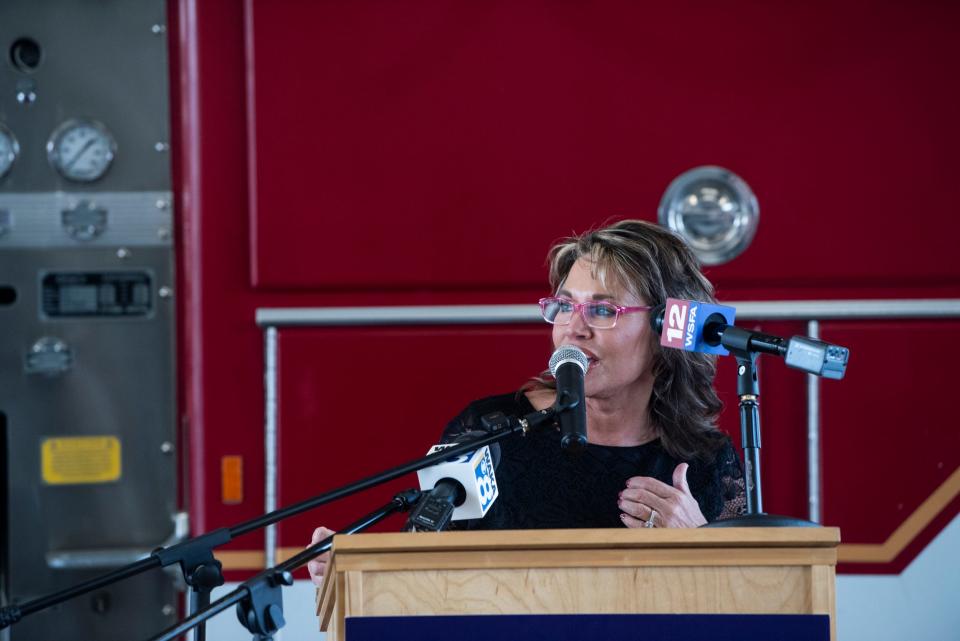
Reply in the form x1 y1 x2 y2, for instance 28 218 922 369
532 219 726 462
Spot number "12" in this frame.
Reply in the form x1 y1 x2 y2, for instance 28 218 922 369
666 303 686 343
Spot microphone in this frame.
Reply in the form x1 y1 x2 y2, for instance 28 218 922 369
404 435 500 532
549 345 589 450
651 298 850 379
653 298 737 356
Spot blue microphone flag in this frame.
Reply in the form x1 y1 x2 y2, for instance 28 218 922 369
659 298 736 356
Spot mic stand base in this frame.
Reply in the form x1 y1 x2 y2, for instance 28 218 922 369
235 571 293 638
150 490 423 641
704 513 820 528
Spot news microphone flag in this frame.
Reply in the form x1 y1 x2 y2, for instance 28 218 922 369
416 444 499 520
659 298 736 356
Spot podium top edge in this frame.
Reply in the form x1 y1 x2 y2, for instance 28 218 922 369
330 527 841 554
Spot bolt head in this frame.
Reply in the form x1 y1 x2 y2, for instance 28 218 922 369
16 89 37 105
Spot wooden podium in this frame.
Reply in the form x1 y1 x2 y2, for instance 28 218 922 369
316 527 839 641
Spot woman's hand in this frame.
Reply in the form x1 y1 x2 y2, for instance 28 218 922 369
306 526 336 587
618 463 707 528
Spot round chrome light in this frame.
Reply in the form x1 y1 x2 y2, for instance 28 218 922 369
658 166 759 265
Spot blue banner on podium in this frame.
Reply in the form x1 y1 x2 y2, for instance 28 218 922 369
346 613 830 640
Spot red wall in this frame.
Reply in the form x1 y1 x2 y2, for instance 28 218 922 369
172 0 960 579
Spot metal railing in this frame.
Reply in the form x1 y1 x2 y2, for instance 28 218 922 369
256 298 960 563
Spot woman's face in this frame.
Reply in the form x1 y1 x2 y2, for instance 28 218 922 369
552 257 656 401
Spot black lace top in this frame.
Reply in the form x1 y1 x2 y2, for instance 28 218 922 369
441 392 746 530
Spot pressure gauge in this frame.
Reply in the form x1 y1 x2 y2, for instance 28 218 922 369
0 122 20 179
47 119 117 183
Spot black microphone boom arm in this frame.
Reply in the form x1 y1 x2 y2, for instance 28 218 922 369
705 321 849 380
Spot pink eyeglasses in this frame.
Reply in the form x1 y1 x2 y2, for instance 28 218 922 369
538 297 651 329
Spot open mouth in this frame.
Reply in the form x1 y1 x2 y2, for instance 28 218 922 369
565 345 597 372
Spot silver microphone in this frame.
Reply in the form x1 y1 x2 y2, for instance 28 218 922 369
549 345 589 450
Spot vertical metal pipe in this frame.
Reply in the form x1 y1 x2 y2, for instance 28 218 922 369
807 320 821 523
264 326 278 569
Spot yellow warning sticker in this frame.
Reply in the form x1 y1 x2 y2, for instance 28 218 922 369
41 436 122 485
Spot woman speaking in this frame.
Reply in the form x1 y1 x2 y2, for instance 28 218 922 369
308 219 746 584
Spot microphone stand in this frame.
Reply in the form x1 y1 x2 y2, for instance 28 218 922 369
705 329 818 528
0 526 231 637
0 405 559 635
147 489 422 641
148 406 559 641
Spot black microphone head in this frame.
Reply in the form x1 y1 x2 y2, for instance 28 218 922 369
549 345 589 376
433 478 467 506
649 303 665 335
702 312 727 346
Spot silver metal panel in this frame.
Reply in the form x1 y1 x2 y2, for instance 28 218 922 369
0 0 171 193
0 2 177 639
0 247 178 640
0 191 173 247
45 512 188 570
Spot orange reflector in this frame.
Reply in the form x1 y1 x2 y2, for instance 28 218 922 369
221 455 243 504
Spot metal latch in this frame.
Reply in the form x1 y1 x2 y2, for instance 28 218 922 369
46 512 190 570
25 337 73 376
62 201 107 241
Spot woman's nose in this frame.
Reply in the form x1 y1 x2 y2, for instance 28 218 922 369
563 307 593 338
